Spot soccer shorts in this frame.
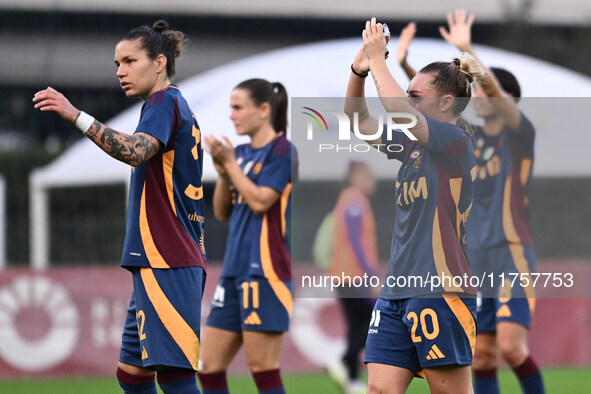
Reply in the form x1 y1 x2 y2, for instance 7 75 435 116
468 243 536 332
119 266 205 371
364 295 476 374
206 276 291 333
477 296 533 332
467 243 537 298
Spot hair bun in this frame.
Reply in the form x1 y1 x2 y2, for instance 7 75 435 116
153 20 169 34
453 53 485 84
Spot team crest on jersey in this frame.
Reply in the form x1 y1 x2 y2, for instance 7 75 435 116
482 146 495 161
410 150 422 169
242 160 254 175
477 137 485 148
253 162 263 175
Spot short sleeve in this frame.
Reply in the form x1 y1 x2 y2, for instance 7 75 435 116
258 138 293 193
134 94 176 146
381 124 413 161
426 117 471 162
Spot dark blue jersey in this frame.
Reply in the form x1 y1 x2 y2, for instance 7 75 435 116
221 135 295 281
380 117 476 298
121 85 206 270
466 114 535 249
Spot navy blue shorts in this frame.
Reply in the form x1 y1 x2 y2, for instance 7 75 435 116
468 243 536 332
477 296 533 332
119 267 205 371
364 295 476 374
206 277 291 333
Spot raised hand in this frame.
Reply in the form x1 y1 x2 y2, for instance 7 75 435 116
362 17 387 63
439 9 474 52
395 22 417 65
352 45 370 76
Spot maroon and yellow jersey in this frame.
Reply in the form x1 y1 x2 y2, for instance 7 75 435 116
466 114 535 249
380 117 476 298
121 85 206 270
220 135 295 281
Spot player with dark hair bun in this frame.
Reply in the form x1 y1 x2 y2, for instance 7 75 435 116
122 20 185 78
197 78 295 394
34 20 206 393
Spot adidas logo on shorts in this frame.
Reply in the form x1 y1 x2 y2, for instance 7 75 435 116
496 304 512 318
244 311 262 325
426 344 445 360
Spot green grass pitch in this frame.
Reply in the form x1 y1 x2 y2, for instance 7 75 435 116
0 368 589 393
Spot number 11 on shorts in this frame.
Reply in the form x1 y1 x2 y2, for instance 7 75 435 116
242 281 259 309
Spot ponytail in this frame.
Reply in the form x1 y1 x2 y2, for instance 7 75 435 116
271 82 288 133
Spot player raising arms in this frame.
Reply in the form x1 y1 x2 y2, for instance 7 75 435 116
33 20 206 394
346 17 484 394
437 10 545 394
198 79 295 394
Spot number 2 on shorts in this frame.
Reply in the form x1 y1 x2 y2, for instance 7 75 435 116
136 310 147 340
242 281 260 309
406 308 440 342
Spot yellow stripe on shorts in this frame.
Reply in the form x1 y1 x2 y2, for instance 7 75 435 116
443 294 476 356
140 268 200 370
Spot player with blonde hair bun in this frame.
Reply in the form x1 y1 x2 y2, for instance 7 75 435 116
346 16 484 394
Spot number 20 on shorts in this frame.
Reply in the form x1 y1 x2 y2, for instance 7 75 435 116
406 308 440 342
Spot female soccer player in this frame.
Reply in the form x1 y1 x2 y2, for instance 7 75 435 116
33 20 206 394
438 10 545 394
346 17 484 393
197 79 294 394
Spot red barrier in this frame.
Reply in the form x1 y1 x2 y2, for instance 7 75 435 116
0 262 589 377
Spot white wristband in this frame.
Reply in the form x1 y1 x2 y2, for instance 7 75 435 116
75 111 95 135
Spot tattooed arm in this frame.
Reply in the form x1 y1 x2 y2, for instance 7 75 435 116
33 86 161 166
85 120 161 166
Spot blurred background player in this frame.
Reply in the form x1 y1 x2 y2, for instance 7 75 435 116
323 161 379 394
346 17 484 393
33 20 206 394
396 10 545 393
442 11 544 394
198 79 295 394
